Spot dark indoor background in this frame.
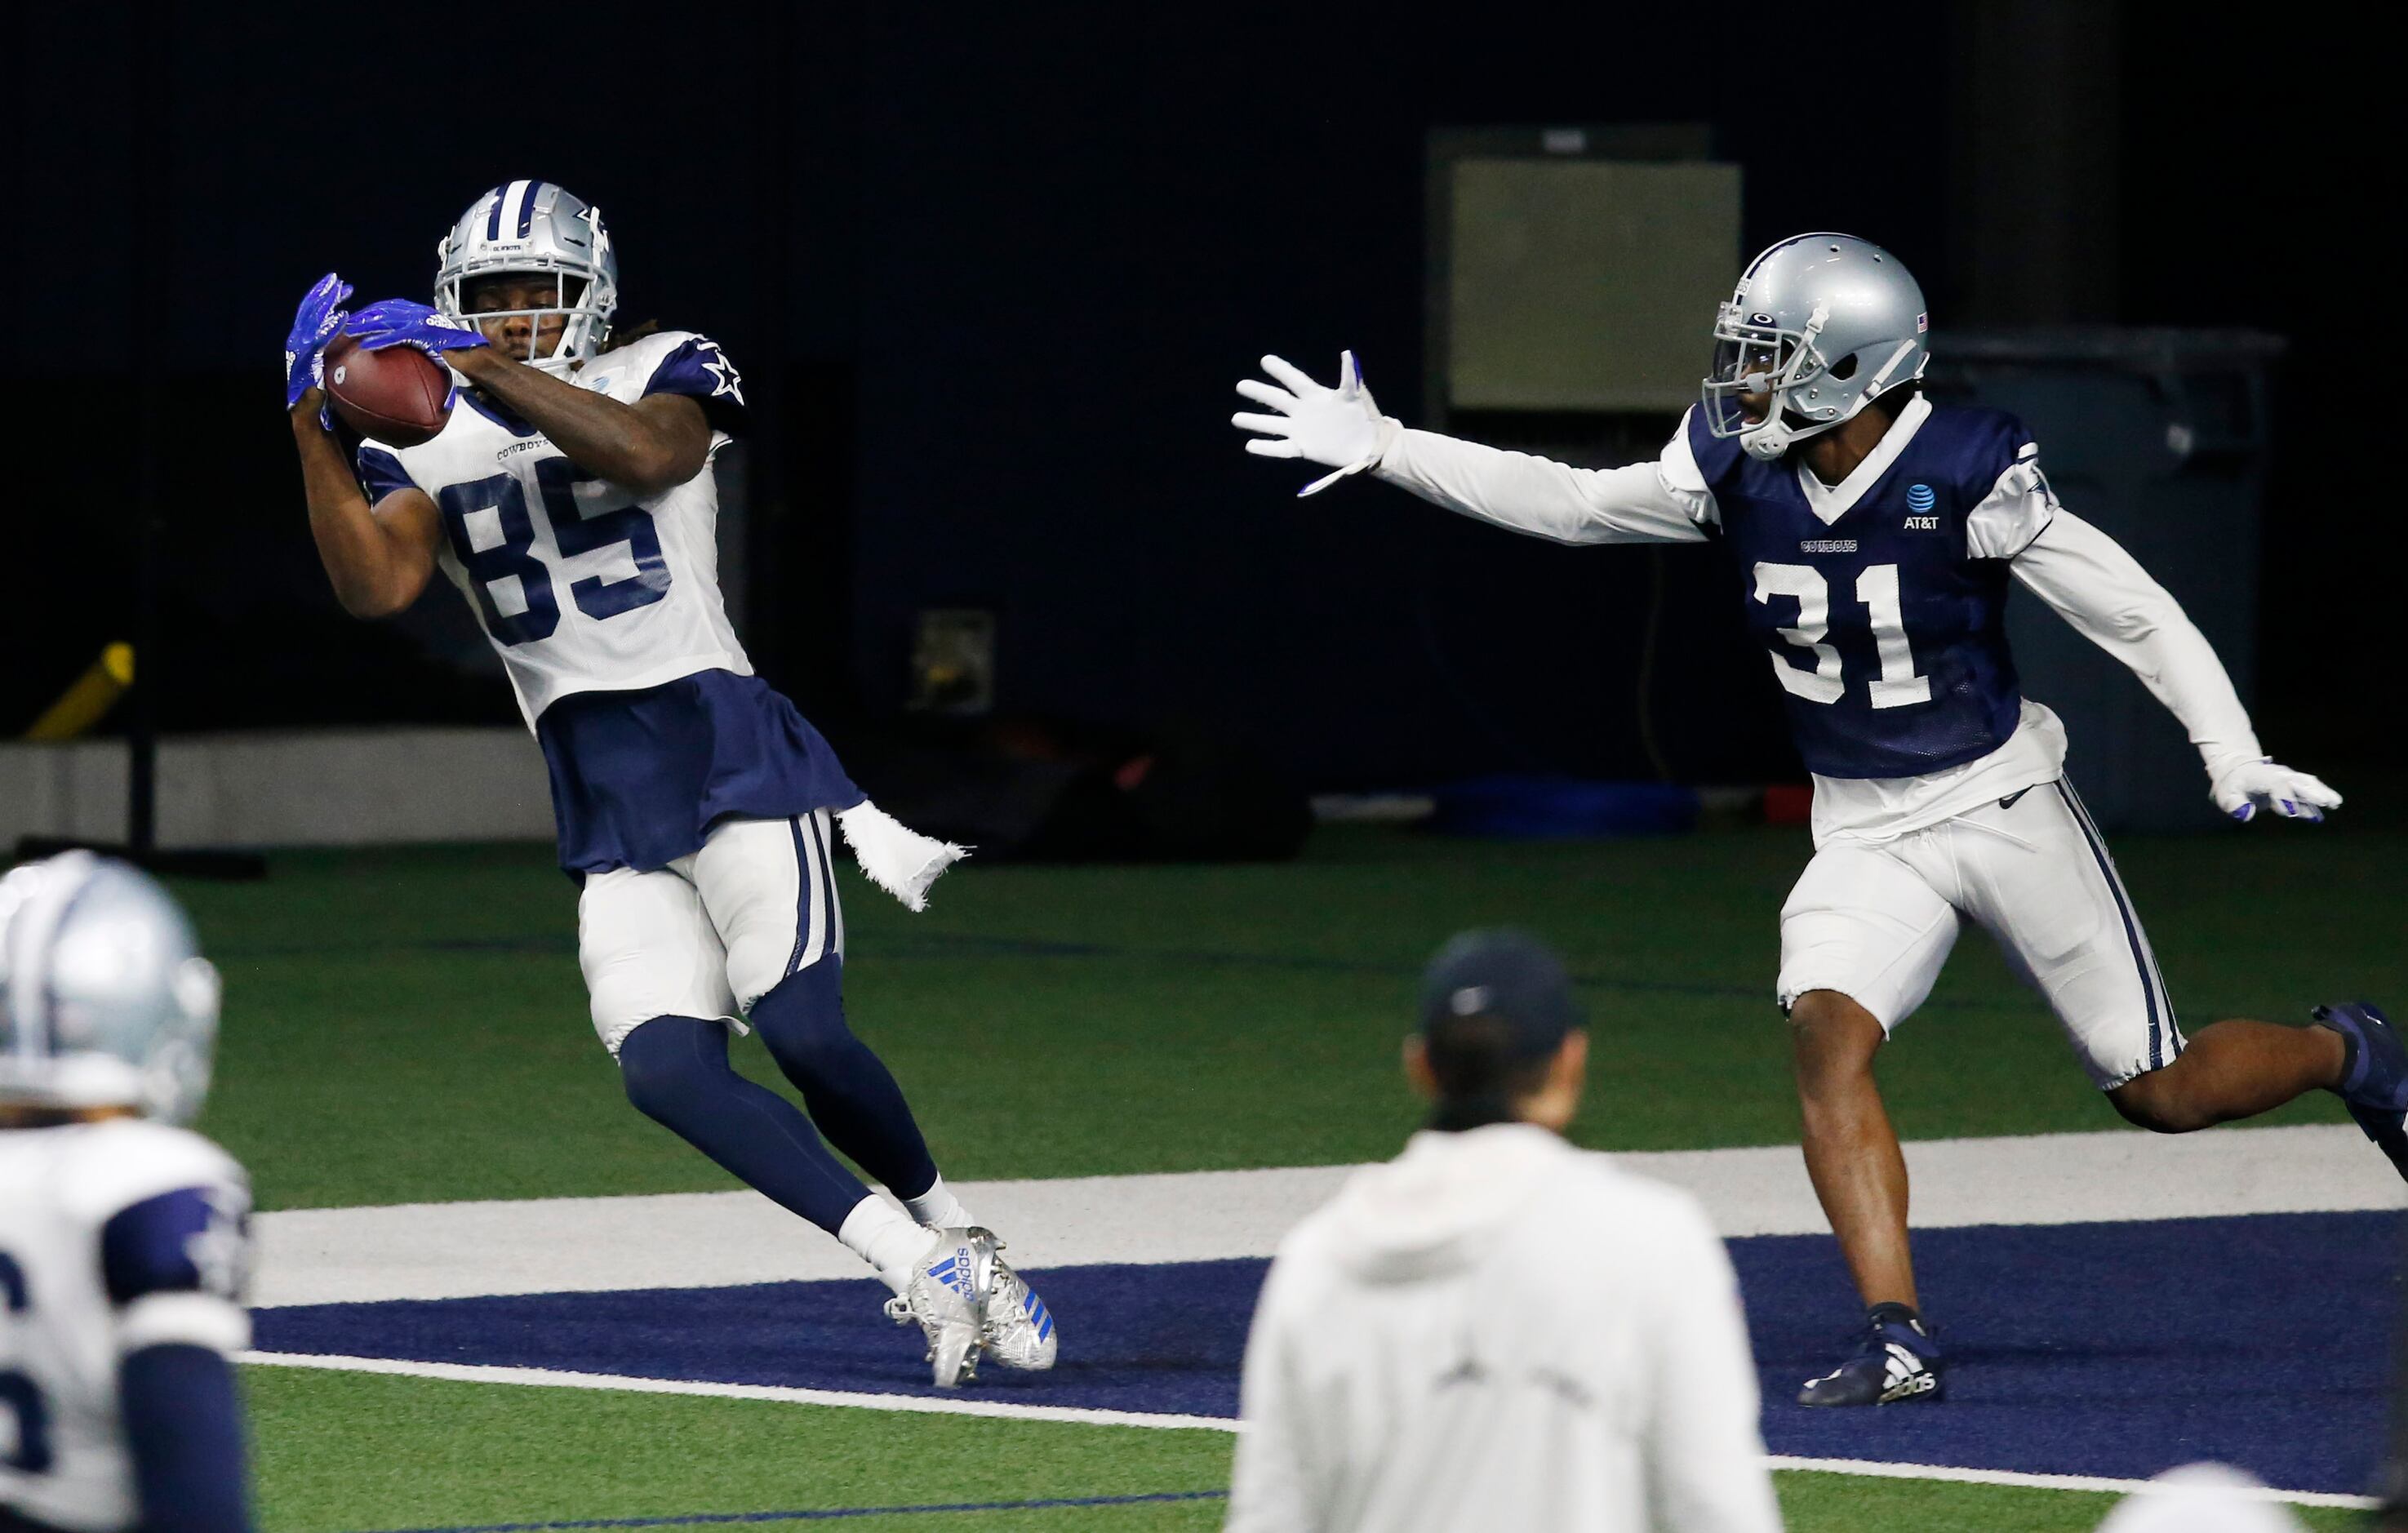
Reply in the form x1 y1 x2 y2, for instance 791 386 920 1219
4 2 2384 801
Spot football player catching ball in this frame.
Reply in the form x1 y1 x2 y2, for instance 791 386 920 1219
284 182 1054 1387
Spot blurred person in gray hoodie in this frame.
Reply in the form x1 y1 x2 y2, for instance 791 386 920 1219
1224 930 1782 1533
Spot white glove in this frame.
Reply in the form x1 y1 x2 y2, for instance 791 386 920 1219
1233 351 1387 495
2209 757 2343 823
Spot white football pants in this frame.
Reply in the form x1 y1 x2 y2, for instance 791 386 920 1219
1776 779 2182 1088
576 811 846 1055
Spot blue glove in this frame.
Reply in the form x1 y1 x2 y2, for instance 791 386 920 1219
346 299 491 359
284 272 352 410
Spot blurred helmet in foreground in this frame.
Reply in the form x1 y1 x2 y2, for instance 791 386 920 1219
2094 1463 2306 1533
0 852 221 1126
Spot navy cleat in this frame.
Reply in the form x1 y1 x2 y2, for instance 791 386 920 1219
1797 1303 1941 1407
2312 1002 2408 1181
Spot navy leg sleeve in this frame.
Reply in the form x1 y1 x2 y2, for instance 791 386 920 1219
618 1015 869 1235
120 1343 250 1533
749 958 940 1201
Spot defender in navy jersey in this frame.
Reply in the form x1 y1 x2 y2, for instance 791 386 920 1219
1236 233 2404 1408
282 183 1053 1386
1688 401 2034 780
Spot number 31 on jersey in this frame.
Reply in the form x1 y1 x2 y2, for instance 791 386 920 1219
1753 562 1932 710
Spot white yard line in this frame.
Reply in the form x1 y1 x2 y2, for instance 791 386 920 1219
253 1122 2402 1307
236 1351 2375 1510
234 1351 1234 1432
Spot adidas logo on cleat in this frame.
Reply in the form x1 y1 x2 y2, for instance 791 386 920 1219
892 1231 1001 1388
928 1247 978 1300
1878 1343 1935 1403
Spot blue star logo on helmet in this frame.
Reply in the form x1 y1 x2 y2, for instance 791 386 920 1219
1906 483 1936 513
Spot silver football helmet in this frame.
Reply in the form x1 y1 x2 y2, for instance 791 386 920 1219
1702 233 1929 461
434 180 620 376
0 852 221 1126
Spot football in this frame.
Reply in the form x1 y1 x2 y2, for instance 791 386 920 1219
323 334 453 447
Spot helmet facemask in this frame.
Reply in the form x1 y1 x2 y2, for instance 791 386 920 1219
438 264 615 375
1703 300 1850 460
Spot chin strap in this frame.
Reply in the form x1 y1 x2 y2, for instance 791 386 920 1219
1742 387 1884 461
1739 417 1798 461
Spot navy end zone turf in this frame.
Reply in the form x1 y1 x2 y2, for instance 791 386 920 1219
1745 1211 2394 1492
257 1258 1264 1421
254 1211 2397 1495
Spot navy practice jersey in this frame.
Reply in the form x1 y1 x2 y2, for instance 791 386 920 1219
1686 402 2055 780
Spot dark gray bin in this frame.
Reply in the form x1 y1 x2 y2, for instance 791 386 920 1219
1927 329 2284 832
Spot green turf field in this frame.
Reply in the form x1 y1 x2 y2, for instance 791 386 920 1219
172 818 2401 1531
184 820 2386 1211
241 1368 2363 1531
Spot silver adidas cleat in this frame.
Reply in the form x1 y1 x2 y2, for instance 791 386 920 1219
883 1227 991 1387
980 1236 1058 1371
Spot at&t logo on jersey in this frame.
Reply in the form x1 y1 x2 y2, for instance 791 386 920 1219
1904 482 1940 531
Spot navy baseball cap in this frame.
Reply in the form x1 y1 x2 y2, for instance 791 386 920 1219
1419 928 1584 1058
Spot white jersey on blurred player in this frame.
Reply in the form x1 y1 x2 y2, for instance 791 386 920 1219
1 855 252 1533
0 1126 250 1532
354 327 751 728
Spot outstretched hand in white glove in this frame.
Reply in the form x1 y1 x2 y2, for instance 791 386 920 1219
2210 758 2343 823
1233 351 1387 495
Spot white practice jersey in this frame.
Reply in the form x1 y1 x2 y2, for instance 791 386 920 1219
0 1122 251 1533
357 331 754 728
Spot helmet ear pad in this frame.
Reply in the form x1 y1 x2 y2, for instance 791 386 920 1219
1790 340 1917 426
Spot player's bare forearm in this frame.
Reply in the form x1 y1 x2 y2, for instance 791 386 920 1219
449 349 709 493
291 395 439 620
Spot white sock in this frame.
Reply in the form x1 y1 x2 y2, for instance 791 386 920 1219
838 1194 939 1295
903 1175 974 1231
